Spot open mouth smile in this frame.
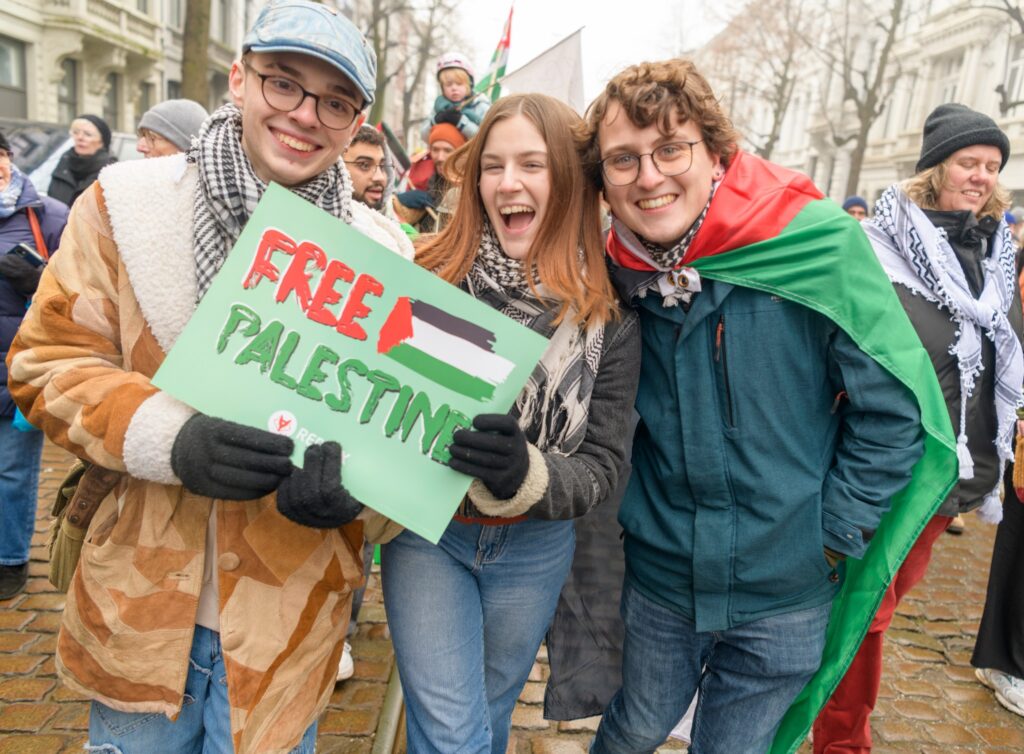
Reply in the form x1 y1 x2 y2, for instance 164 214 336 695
499 204 536 232
637 194 677 211
272 128 318 154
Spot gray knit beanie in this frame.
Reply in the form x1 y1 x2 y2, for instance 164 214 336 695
138 99 209 152
916 103 1009 173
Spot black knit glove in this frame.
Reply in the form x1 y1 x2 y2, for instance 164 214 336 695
434 108 461 126
448 414 530 500
170 414 294 500
276 442 364 528
0 253 43 296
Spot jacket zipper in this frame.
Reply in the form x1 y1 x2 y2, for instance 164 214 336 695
714 315 735 428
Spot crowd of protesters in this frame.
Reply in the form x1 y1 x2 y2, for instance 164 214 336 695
1 1 1024 752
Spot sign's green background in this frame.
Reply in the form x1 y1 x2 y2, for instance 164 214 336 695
153 184 549 543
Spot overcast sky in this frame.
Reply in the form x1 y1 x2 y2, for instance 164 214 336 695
457 1 726 103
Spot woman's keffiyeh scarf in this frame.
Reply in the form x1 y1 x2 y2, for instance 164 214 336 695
188 103 354 299
865 185 1024 522
467 222 604 456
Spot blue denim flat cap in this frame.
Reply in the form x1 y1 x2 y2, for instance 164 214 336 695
243 0 377 106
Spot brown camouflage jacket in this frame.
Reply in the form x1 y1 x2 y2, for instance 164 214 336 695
7 155 413 752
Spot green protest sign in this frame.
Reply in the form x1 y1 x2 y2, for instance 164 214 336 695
153 184 549 543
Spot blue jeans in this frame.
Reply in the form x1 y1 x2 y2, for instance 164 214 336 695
592 580 831 754
0 418 43 565
87 626 317 754
382 518 575 754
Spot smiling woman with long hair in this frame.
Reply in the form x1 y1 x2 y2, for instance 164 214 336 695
380 94 640 754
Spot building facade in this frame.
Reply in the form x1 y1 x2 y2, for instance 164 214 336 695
0 0 344 132
697 0 1024 203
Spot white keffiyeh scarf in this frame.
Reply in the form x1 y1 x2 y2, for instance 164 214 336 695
466 223 604 456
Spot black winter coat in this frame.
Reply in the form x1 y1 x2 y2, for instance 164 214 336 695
47 148 117 207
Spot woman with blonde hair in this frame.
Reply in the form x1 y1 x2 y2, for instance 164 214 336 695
382 93 640 753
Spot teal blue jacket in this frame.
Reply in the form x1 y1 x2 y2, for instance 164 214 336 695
618 277 924 632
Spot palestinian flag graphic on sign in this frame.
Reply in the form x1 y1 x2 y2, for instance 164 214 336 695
377 297 515 401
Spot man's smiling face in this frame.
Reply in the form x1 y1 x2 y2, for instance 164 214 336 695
229 51 363 187
598 102 721 247
346 141 387 210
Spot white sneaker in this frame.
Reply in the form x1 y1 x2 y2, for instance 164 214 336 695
976 667 1024 717
336 641 354 682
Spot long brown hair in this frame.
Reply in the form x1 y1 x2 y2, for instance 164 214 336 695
416 94 616 326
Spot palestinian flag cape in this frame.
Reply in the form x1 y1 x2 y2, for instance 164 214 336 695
607 151 957 753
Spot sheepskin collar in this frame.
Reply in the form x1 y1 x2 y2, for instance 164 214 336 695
98 154 197 355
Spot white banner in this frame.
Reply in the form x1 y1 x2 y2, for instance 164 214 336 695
499 29 585 114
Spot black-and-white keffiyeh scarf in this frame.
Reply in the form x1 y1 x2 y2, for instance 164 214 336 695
865 185 1024 523
639 186 714 270
466 223 604 456
611 183 718 308
188 104 354 299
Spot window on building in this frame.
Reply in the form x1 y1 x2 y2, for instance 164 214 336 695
211 0 232 45
168 80 182 99
0 35 27 119
136 0 149 14
222 0 232 45
807 154 819 186
1005 38 1024 106
935 53 962 104
137 81 154 128
168 0 183 29
58 58 79 125
876 75 901 138
103 72 121 130
901 73 918 130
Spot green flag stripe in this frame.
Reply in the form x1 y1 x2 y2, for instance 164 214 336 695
385 343 496 402
688 198 957 754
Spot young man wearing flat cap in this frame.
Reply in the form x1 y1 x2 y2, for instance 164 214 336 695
7 1 412 751
814 104 1024 753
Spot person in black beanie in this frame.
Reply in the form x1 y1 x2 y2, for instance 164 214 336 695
916 103 1010 173
815 103 1023 750
47 114 117 207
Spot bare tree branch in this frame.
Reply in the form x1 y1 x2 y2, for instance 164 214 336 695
699 0 815 159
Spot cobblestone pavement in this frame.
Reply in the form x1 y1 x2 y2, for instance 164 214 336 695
1 442 1023 753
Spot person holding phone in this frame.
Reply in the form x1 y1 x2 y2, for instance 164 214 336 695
0 129 68 599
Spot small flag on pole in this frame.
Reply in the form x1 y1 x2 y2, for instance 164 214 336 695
377 297 516 402
475 4 513 101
